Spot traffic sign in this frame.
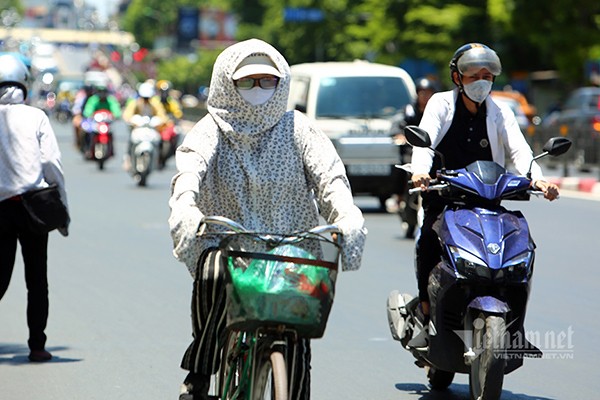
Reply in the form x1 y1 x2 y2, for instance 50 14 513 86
284 8 324 22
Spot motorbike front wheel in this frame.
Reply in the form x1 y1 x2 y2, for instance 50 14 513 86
469 314 507 400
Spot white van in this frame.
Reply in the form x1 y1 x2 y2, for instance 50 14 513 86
288 60 416 208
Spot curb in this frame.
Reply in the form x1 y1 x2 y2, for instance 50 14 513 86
547 176 600 194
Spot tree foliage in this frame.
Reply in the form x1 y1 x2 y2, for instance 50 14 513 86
121 0 600 89
156 50 221 94
0 0 24 15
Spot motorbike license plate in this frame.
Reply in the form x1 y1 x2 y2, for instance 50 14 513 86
347 164 391 176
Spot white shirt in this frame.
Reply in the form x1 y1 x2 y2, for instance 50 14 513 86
0 96 68 210
412 89 544 182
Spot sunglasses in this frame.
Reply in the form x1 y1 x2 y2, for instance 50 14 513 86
234 77 279 90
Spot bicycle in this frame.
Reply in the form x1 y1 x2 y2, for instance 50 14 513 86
198 216 342 400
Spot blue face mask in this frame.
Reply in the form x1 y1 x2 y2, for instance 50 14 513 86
463 79 493 104
236 87 276 106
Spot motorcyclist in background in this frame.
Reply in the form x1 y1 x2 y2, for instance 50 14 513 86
82 85 122 119
156 79 184 169
390 77 440 238
156 80 183 120
71 84 95 149
122 81 168 124
403 77 439 130
81 85 122 159
121 82 168 170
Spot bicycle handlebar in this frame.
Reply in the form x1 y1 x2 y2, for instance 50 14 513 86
198 216 342 241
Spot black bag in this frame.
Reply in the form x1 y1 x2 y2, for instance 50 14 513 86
21 184 69 234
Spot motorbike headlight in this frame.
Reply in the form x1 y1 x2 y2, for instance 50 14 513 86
500 252 533 282
449 246 491 280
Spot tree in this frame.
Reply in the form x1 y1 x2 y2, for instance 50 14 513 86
0 0 24 29
120 0 600 89
121 0 179 49
511 0 600 85
156 49 221 94
0 0 24 16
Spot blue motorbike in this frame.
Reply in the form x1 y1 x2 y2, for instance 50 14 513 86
386 126 571 400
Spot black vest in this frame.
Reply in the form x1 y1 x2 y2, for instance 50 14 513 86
430 95 493 175
424 95 493 207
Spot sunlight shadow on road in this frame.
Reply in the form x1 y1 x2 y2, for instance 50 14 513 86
0 343 83 365
395 382 557 400
395 383 468 399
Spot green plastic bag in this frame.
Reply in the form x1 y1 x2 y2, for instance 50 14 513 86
227 244 334 327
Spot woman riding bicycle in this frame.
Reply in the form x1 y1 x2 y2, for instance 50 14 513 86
168 38 367 400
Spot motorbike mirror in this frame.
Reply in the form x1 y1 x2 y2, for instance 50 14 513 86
404 125 446 170
404 125 432 148
541 137 572 157
527 137 572 179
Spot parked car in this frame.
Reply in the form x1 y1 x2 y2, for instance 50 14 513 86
491 92 532 133
541 87 600 169
491 90 538 121
287 60 416 208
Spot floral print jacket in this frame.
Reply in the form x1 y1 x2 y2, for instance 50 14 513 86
168 39 367 277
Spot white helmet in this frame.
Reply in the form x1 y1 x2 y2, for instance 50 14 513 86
0 54 31 99
138 82 155 98
449 43 502 77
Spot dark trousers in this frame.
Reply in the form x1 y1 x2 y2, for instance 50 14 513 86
181 249 311 399
0 199 49 351
415 200 445 302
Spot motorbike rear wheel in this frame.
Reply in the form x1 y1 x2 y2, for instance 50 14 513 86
469 314 507 400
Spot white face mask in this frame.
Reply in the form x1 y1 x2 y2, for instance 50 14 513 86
463 79 493 104
236 87 276 106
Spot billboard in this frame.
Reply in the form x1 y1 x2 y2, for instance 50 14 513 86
177 7 199 49
199 8 236 48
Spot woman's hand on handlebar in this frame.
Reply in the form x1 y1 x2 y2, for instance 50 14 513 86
533 180 560 201
412 173 431 191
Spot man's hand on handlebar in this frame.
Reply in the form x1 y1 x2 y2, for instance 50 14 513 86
533 180 560 201
412 173 431 191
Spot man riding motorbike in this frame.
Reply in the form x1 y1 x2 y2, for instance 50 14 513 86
407 43 559 350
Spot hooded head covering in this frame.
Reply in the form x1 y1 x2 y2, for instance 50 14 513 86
206 39 290 137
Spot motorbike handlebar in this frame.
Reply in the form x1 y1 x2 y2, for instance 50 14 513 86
408 183 448 194
527 189 559 199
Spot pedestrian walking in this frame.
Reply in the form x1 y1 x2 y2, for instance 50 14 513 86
0 54 69 362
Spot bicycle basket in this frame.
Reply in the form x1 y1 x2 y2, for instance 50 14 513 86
220 232 340 338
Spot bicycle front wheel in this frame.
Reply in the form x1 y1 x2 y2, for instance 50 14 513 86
252 350 288 400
